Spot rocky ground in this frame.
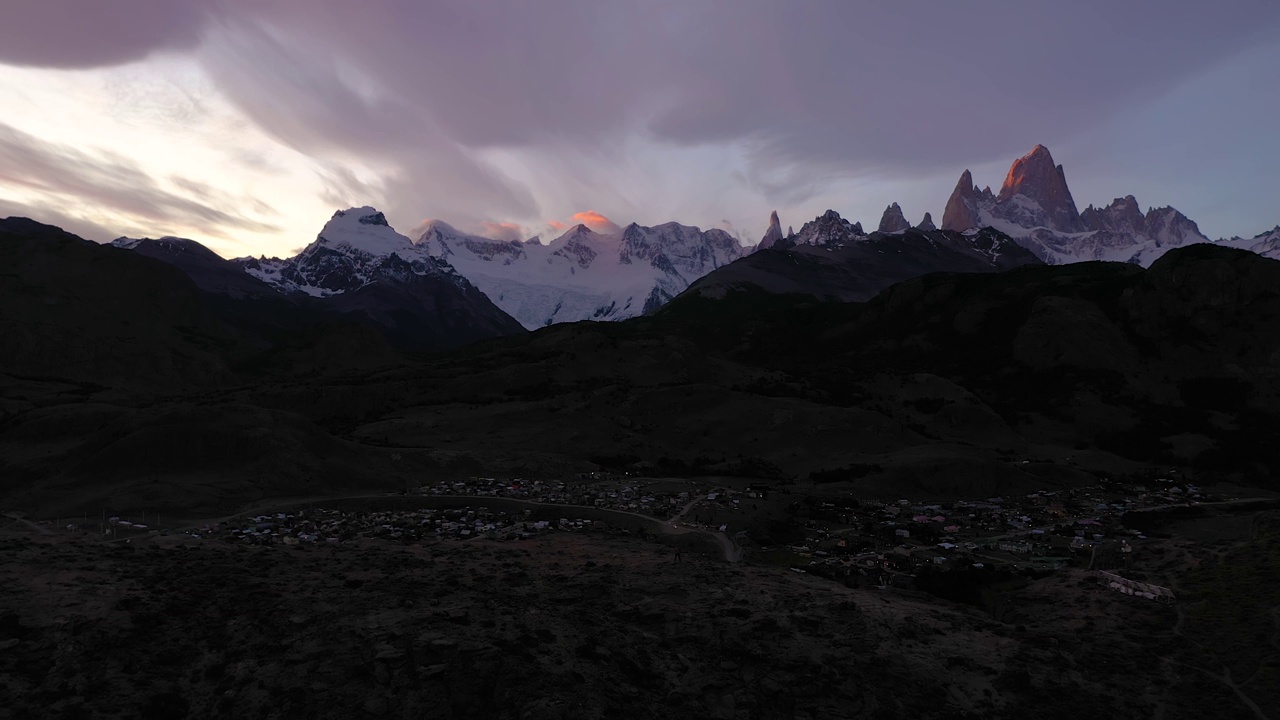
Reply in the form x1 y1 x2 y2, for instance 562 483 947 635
3 513 1274 720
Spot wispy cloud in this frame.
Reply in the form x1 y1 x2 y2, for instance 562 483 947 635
478 221 528 242
0 121 281 238
0 121 282 237
1 1 1278 240
0 196 117 242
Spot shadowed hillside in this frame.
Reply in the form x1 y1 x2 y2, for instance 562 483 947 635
4 220 1279 517
0 218 239 392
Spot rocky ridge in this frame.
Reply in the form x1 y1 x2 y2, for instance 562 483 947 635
1219 224 1280 257
877 203 910 233
690 212 1039 303
416 218 751 328
939 145 1218 266
236 208 466 298
759 210 785 250
111 208 526 352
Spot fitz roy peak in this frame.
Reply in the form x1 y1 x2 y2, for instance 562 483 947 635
995 144 1085 233
414 219 750 329
940 145 1212 266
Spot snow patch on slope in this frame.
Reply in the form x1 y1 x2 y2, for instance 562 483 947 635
234 207 462 298
970 195 1211 266
1218 226 1280 259
415 220 749 329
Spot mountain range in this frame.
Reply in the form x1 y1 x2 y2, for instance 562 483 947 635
686 219 1040 302
6 212 1280 518
936 144 1223 266
6 175 1280 516
207 208 750 331
3 143 1277 377
77 143 1278 339
413 218 749 328
4 147 1279 720
689 143 1278 305
748 144 1277 277
114 208 525 354
1218 224 1280 257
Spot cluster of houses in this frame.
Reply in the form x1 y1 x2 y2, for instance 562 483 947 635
197 507 611 546
416 477 694 519
76 473 1212 597
769 480 1211 578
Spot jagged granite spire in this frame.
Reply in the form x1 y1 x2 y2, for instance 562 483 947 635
877 202 910 233
759 210 785 249
942 169 981 231
996 144 1084 232
1081 195 1145 235
791 210 864 247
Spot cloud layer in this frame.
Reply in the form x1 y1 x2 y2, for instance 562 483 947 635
0 0 205 68
0 121 280 239
2 1 1279 245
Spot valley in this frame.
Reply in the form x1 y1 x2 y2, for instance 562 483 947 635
3 483 1276 719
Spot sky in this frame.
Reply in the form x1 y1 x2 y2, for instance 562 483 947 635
1 1 1277 259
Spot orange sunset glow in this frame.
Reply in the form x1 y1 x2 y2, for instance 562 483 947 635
568 211 620 234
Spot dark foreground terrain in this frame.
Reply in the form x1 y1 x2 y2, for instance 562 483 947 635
2 508 1277 720
4 219 1280 718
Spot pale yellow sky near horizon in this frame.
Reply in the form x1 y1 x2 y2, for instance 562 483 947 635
0 57 342 258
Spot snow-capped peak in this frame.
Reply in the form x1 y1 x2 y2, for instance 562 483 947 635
235 207 464 298
309 206 416 258
414 216 752 328
413 218 461 241
792 210 865 248
109 235 196 250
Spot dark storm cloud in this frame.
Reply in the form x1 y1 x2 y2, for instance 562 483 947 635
0 0 207 68
0 122 281 237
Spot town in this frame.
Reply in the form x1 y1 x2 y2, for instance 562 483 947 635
62 472 1227 603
